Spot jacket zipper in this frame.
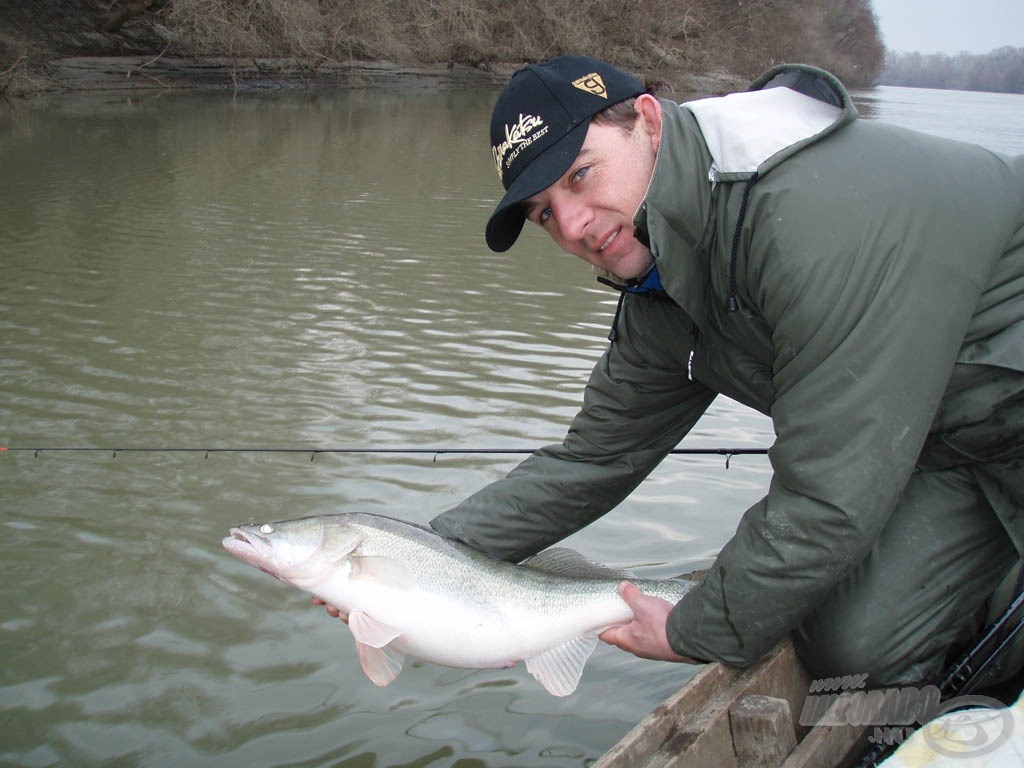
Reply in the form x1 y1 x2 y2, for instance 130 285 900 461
727 172 760 314
688 328 699 381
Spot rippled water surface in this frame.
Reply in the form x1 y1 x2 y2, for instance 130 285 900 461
1 83 1020 767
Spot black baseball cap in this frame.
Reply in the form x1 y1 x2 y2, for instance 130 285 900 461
485 56 644 252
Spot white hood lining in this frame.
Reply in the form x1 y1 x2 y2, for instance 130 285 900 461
683 87 842 175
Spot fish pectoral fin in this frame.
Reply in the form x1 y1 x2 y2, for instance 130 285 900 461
524 634 599 697
350 555 419 591
349 609 402 648
355 640 405 687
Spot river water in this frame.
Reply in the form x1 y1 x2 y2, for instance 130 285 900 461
1 82 1021 767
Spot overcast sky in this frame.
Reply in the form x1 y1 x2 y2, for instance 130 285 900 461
872 0 1024 54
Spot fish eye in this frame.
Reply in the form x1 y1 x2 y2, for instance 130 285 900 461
259 523 274 534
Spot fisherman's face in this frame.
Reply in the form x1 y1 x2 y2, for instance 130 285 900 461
523 95 662 281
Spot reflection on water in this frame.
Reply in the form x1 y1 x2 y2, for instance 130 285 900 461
2 81 1015 766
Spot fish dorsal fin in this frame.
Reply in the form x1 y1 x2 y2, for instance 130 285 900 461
350 554 418 591
524 634 600 696
522 548 635 580
349 609 405 687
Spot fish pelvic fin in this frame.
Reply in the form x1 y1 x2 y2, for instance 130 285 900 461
355 640 405 687
524 634 599 697
350 610 405 686
349 610 402 648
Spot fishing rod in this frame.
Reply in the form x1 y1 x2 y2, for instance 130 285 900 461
939 589 1024 698
1 445 768 465
854 585 1024 767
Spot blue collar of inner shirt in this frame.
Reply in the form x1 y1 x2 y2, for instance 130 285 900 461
625 264 664 294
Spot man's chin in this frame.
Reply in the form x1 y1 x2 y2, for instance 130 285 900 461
613 258 655 282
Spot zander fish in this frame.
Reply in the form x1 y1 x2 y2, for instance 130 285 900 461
223 512 692 696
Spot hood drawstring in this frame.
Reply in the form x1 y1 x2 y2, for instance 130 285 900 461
597 264 664 343
727 172 760 314
607 291 627 342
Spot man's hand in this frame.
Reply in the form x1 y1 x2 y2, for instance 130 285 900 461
312 597 349 623
599 581 698 663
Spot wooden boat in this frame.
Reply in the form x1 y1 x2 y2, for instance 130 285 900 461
595 639 872 768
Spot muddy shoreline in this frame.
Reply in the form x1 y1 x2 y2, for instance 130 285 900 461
2 54 746 102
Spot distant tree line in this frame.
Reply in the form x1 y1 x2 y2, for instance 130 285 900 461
880 47 1024 94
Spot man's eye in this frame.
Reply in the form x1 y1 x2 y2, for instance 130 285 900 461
539 206 552 224
572 166 589 183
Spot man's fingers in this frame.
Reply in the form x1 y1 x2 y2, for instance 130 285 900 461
617 580 643 604
600 582 645 648
603 580 697 663
311 596 349 623
599 624 624 645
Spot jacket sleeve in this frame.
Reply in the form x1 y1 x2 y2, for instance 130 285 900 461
431 294 717 563
667 122 1020 665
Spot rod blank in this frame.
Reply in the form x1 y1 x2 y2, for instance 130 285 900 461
3 445 767 457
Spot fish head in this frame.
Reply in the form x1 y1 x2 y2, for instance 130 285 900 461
223 516 362 590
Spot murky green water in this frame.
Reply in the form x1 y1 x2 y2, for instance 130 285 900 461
1 82 1020 767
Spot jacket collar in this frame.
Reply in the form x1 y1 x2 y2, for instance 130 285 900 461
633 100 717 324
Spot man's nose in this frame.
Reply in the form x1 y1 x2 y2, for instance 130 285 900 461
552 197 590 241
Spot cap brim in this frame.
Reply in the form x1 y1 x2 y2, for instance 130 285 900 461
484 119 591 252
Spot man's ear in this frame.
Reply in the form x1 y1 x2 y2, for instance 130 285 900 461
635 94 663 153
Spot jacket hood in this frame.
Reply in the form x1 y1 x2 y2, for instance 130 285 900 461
689 63 857 182
630 64 858 321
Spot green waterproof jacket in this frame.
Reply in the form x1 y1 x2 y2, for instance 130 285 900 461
431 65 1024 666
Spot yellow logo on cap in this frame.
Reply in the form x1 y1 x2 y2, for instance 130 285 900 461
572 73 608 98
492 113 548 182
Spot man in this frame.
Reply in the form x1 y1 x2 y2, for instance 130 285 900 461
425 55 1024 687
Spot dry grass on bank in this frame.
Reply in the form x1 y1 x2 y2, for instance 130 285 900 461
163 0 883 87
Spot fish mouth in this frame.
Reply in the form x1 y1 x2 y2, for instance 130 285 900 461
222 526 273 568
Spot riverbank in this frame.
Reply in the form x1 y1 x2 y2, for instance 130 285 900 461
1 0 883 101
1 53 747 102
